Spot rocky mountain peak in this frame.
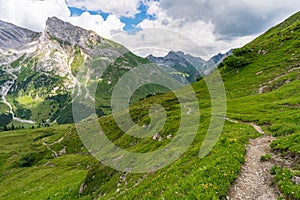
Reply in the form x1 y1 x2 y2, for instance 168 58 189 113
0 20 40 49
165 51 181 59
45 17 102 49
208 49 233 65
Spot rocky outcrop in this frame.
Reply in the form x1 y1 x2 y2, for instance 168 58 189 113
45 17 102 51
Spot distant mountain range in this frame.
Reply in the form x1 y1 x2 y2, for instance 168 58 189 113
147 50 232 83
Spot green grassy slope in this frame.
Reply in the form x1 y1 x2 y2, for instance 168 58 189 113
0 11 300 200
0 92 260 200
0 126 94 200
221 11 300 199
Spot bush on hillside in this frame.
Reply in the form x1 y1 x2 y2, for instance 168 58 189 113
223 55 251 69
233 47 252 56
18 153 35 167
0 113 13 126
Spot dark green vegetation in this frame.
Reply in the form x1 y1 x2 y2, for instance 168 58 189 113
1 11 300 200
0 102 12 129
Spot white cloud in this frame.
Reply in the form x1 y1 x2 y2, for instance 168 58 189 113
0 0 70 31
66 0 142 17
68 12 125 38
158 0 300 37
127 2 255 58
111 20 256 59
117 0 300 58
0 0 125 38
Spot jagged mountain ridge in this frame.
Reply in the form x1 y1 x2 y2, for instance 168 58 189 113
45 17 103 52
210 50 233 64
147 50 232 83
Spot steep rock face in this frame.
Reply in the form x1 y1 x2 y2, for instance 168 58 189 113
0 20 40 50
0 18 105 124
45 17 102 51
208 50 233 65
176 51 206 68
35 35 74 85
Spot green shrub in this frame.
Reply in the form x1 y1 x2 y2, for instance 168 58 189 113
18 153 35 167
15 107 32 120
233 47 252 56
260 154 272 161
0 113 13 126
224 55 251 69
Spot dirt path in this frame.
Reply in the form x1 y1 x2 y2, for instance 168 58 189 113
226 118 280 200
42 130 70 158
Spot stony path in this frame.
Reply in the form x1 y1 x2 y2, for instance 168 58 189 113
226 118 280 200
42 130 70 158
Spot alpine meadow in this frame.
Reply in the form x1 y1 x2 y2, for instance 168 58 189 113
0 4 300 200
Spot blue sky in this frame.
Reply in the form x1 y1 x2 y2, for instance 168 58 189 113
120 3 156 32
68 1 156 33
